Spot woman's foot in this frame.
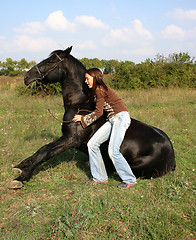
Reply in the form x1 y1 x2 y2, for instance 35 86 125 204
86 178 108 185
117 182 135 189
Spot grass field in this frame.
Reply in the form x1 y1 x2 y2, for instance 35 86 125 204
0 77 195 239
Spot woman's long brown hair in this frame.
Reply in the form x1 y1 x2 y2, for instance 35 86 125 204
86 68 108 102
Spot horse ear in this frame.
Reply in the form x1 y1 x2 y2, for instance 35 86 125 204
64 46 72 56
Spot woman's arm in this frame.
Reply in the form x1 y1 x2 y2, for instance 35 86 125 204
73 87 105 128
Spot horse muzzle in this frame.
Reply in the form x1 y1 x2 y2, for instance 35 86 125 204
24 74 40 86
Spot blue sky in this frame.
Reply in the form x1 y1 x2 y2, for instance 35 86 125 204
0 0 196 63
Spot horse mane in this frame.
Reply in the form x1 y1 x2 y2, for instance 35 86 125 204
49 49 64 57
50 49 86 70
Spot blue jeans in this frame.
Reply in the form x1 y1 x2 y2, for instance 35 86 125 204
87 111 136 184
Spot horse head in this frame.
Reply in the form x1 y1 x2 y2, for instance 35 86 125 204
24 47 73 86
25 46 89 110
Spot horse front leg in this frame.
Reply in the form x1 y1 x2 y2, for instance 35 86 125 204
8 136 74 189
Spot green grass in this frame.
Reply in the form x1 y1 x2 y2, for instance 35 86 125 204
0 80 195 239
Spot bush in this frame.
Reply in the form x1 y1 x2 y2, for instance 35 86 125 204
17 82 62 96
110 56 196 90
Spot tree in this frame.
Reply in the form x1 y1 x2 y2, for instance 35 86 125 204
168 52 195 64
102 60 120 74
0 58 17 75
18 58 29 71
29 61 37 69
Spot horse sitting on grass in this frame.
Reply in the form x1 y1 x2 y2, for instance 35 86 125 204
9 47 176 189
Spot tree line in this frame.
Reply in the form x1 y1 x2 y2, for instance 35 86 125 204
110 52 196 89
0 57 119 76
0 58 36 76
1 52 195 90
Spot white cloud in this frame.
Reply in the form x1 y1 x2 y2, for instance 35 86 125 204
113 45 156 60
76 40 97 50
75 15 109 29
102 19 153 46
3 35 59 52
13 11 76 35
168 8 196 21
161 24 185 39
13 12 107 37
45 10 76 32
100 19 155 62
132 19 153 39
14 22 43 35
160 24 196 41
186 27 196 39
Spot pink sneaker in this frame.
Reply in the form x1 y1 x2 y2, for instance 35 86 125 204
86 178 108 185
118 182 135 189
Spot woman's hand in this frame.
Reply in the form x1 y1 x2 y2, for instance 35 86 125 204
72 114 82 122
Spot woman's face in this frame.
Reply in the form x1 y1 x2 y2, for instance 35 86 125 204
85 73 94 88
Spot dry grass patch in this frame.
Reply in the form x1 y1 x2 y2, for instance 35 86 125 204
0 76 23 89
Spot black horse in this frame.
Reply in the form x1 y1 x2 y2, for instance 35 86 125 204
9 47 175 189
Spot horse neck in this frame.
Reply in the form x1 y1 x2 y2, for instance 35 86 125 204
61 58 88 109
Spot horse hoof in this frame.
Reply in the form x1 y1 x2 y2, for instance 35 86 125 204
12 168 22 176
8 180 24 189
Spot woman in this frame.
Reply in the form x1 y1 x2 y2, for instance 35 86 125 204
72 68 136 189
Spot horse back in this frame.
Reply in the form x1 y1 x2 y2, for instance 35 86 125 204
120 118 176 178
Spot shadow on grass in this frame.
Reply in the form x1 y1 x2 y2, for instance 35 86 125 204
32 148 119 182
23 141 119 184
24 130 59 142
20 130 121 184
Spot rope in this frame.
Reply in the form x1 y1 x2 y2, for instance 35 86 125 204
48 108 92 124
48 108 72 124
34 53 93 124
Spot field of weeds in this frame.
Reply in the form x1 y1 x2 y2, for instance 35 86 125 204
0 77 195 239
